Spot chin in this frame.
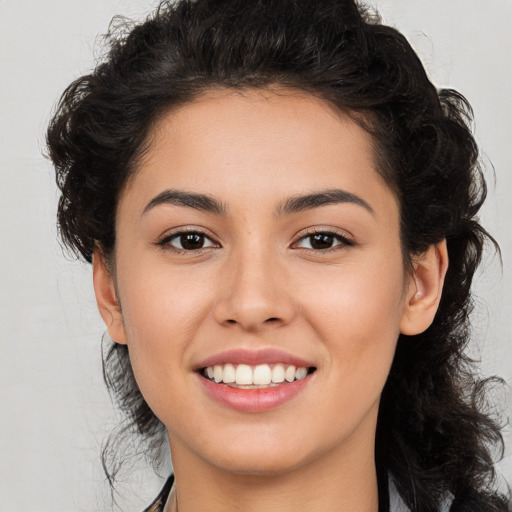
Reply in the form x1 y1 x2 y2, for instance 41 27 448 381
195 429 334 478
210 451 311 478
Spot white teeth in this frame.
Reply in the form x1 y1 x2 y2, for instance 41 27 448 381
271 364 285 383
295 367 308 380
213 365 223 383
223 363 236 383
204 363 311 386
285 365 296 382
253 364 272 385
235 364 253 385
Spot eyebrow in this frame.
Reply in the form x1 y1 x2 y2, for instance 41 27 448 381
142 189 227 216
142 187 374 218
276 189 374 217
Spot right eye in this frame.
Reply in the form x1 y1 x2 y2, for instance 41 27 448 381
159 231 218 252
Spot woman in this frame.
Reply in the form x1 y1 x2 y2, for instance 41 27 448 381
46 0 511 510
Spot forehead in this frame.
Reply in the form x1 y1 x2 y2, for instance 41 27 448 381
121 87 397 217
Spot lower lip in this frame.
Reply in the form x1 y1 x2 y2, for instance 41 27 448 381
198 374 313 413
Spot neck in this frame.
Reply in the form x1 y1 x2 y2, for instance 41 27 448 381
167 433 380 512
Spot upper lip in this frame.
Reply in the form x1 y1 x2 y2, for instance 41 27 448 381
194 348 315 370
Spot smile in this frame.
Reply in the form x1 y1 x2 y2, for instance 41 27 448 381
195 349 317 412
202 363 312 388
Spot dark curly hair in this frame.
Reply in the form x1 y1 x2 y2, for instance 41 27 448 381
46 0 510 510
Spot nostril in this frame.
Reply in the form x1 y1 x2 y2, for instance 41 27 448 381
265 317 280 323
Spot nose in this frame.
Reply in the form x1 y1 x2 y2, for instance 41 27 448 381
212 248 296 332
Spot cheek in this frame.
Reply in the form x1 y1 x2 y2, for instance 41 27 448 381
114 259 216 406
118 257 213 342
300 251 405 392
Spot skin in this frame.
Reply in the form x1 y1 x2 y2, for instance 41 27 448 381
94 88 448 512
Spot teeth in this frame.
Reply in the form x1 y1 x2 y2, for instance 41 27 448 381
295 367 308 380
235 364 253 385
271 364 285 383
285 365 296 382
223 363 236 383
203 363 311 386
253 364 272 385
213 365 223 383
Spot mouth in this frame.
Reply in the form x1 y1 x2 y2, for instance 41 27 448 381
200 363 317 389
195 349 317 412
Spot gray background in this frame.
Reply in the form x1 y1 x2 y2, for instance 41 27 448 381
0 0 510 510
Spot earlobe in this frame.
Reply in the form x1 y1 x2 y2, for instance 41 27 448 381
92 250 128 345
400 240 449 336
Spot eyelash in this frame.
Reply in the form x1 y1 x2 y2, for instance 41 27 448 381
156 228 220 254
156 229 355 254
292 229 355 252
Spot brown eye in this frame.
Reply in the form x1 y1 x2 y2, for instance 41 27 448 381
309 233 335 250
295 231 353 251
164 231 217 251
181 233 205 250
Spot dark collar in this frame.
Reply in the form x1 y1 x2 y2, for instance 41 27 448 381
142 474 175 512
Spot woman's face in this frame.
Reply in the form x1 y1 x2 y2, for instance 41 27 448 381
96 88 428 476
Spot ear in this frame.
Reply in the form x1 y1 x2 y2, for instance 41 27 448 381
400 240 449 336
92 250 127 345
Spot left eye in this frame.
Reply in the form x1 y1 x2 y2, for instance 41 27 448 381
165 232 217 251
295 232 350 250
